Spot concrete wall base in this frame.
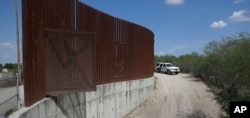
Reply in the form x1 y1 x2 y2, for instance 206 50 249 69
10 77 154 118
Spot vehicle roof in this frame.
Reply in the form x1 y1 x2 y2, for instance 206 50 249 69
157 62 172 64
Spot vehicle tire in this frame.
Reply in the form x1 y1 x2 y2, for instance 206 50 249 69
167 70 171 75
175 72 178 75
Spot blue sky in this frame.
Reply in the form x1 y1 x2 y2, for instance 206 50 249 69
0 0 22 64
0 0 250 64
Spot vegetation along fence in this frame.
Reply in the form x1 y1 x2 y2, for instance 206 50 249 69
23 0 154 106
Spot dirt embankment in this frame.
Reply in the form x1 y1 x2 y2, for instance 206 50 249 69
124 73 222 118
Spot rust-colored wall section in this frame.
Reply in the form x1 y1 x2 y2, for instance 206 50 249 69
22 0 154 106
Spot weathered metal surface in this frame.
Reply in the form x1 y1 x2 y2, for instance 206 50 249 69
23 0 154 106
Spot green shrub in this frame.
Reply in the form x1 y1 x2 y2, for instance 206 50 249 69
155 32 250 115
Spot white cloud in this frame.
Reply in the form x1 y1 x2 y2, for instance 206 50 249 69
165 0 184 6
0 55 10 59
155 51 166 56
0 42 16 50
229 10 250 22
233 0 245 3
210 21 228 28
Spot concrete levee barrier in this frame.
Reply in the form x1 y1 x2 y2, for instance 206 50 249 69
10 77 154 118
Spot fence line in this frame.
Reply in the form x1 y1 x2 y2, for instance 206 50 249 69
23 0 154 106
0 74 20 114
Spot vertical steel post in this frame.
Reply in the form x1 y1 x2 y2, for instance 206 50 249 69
16 73 20 109
14 0 22 85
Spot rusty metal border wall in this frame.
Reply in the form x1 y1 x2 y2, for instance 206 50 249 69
22 0 154 106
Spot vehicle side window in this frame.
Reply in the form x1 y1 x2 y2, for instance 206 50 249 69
160 64 163 67
156 64 159 66
163 64 166 67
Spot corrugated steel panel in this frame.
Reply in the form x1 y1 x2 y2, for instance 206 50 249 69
44 29 96 96
23 0 154 106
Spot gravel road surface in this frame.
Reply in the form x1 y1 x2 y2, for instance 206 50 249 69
124 73 222 118
0 86 24 116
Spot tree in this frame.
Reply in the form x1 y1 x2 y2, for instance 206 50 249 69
154 54 177 65
162 32 250 115
0 64 3 71
4 63 15 70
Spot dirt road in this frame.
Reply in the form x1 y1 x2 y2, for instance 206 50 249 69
0 86 24 115
124 73 222 118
